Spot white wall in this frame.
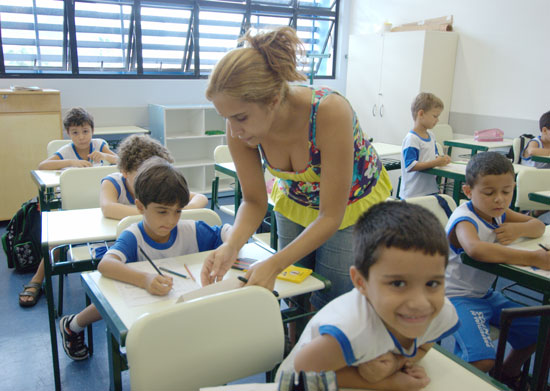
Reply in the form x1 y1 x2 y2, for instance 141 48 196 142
349 0 550 134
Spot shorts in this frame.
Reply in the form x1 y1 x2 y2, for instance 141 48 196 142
275 212 354 309
450 290 539 363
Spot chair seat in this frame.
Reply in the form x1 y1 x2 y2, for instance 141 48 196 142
219 204 236 217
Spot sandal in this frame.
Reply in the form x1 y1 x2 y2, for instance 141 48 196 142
19 282 43 307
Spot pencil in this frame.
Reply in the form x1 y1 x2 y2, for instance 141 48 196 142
539 243 549 251
183 263 196 282
237 276 279 297
138 245 163 276
159 266 187 279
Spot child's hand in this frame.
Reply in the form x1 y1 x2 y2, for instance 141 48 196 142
535 249 550 270
71 159 93 168
357 352 407 382
435 155 451 166
145 274 173 295
88 150 105 163
494 223 522 245
387 363 430 391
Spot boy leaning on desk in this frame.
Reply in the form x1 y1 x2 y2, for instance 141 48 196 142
399 92 451 199
276 202 459 391
59 157 231 361
445 152 550 390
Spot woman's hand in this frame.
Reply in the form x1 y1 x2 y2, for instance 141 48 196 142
242 256 283 291
200 243 239 286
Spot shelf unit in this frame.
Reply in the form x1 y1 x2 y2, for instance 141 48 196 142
148 104 230 194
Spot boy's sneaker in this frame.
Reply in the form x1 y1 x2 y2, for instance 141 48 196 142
59 314 89 361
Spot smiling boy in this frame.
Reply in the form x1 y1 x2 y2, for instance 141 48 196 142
276 202 459 390
445 151 550 389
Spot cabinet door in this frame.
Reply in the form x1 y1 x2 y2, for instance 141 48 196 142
346 34 383 141
0 113 61 219
379 32 425 145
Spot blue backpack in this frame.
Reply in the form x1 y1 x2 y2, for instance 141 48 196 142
2 198 41 272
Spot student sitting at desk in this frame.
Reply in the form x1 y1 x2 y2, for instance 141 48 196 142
399 92 451 199
59 157 231 360
521 109 550 169
38 107 118 169
277 202 459 390
445 152 550 390
100 134 208 220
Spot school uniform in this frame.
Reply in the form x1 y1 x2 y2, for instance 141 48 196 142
399 130 439 199
101 172 135 205
54 139 108 163
521 136 550 168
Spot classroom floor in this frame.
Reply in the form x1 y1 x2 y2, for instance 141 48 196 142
0 198 546 390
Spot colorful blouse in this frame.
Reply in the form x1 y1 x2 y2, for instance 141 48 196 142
259 86 391 229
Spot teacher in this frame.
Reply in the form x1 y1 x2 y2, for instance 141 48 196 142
201 27 392 308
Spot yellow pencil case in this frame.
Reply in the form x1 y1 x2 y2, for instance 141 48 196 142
277 265 313 283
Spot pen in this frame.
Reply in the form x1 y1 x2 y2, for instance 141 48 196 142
158 266 188 279
538 243 549 251
138 245 164 276
237 276 279 297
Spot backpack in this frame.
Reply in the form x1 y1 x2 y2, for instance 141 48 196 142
1 198 41 272
507 133 535 163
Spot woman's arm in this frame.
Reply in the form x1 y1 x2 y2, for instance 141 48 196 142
99 180 140 220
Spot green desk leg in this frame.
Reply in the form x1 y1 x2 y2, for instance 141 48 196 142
107 332 123 391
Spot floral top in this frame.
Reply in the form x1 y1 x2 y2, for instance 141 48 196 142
259 86 391 229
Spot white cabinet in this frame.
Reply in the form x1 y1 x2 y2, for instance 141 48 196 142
346 31 458 145
149 104 227 194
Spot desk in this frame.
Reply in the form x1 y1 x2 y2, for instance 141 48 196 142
94 126 149 150
372 142 401 171
199 345 506 391
532 155 550 165
81 242 330 391
426 162 533 204
41 208 119 391
461 226 550 388
529 190 550 206
444 138 513 157
30 170 62 211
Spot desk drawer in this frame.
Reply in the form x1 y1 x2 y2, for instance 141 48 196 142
0 90 61 113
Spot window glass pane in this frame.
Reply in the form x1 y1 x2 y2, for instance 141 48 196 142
0 0 64 70
198 10 241 74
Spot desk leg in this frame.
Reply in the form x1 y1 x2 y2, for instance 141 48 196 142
531 292 549 389
44 243 62 391
107 332 123 391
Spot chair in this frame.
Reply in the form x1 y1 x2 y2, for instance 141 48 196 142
515 168 550 212
46 139 71 157
492 305 550 391
431 124 454 155
126 285 285 391
211 145 236 217
59 165 118 210
403 194 457 227
511 137 523 164
116 208 223 237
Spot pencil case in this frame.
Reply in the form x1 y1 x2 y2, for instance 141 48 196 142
277 265 313 283
473 128 504 142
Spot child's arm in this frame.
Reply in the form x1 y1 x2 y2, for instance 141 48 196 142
99 180 140 220
409 155 451 171
89 144 118 165
184 192 208 209
38 155 92 169
494 208 545 245
97 253 173 295
357 352 408 383
453 218 550 269
524 139 550 158
408 342 434 363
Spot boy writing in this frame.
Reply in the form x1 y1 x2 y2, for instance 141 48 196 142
38 107 117 169
445 151 550 389
59 157 230 360
521 109 550 168
399 92 451 199
277 202 459 390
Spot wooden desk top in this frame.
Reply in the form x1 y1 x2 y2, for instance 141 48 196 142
430 161 535 176
31 169 62 188
444 137 514 149
371 142 401 157
94 126 149 135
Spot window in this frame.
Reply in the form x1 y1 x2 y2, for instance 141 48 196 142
0 0 338 78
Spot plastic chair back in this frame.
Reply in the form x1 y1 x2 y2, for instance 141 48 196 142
404 194 457 227
47 139 71 157
126 285 284 391
515 168 550 211
512 137 522 164
431 124 453 153
59 166 118 210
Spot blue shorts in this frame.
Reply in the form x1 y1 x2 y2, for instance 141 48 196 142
275 212 354 309
450 291 539 363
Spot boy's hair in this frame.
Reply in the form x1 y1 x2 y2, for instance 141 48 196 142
63 107 94 133
134 157 190 208
539 110 550 132
465 151 514 187
116 134 174 173
411 92 444 120
353 202 449 279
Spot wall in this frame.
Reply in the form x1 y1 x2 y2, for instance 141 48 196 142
349 0 550 137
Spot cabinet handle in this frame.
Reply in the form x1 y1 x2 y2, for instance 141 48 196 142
379 104 384 118
372 104 377 117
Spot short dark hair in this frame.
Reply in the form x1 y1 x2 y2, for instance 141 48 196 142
353 202 449 279
116 134 174 173
134 157 190 208
465 151 514 187
539 110 550 132
63 107 94 133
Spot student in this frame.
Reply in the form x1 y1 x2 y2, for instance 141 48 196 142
445 151 550 389
399 92 451 199
38 107 117 169
276 202 459 390
59 157 230 360
100 134 208 220
521 109 550 168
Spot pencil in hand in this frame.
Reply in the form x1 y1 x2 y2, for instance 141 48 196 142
138 245 164 276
